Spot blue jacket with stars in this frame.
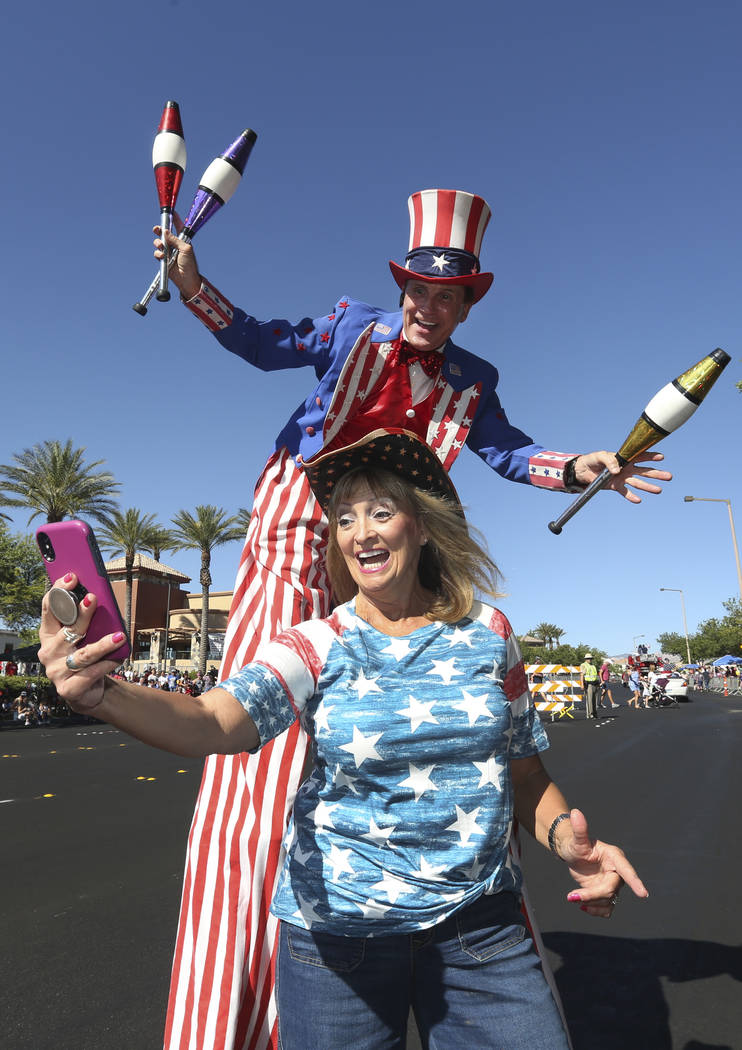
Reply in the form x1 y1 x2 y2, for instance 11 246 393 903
220 598 549 937
194 287 569 487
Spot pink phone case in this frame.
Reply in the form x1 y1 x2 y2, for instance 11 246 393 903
36 520 131 662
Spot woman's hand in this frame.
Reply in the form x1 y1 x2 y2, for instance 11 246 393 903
573 451 672 503
556 809 649 918
38 574 123 713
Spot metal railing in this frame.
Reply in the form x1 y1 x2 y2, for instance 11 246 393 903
708 674 742 695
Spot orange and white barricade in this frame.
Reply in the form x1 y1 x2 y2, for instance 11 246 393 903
526 664 583 721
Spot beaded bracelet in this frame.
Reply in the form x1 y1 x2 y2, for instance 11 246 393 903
548 812 572 857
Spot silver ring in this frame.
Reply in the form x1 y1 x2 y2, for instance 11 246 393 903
63 627 85 645
609 894 619 907
65 653 83 672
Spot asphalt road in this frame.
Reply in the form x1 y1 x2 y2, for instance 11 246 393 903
2 687 741 1049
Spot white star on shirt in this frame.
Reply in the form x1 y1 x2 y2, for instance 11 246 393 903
410 854 446 881
314 701 335 733
481 664 504 685
382 637 413 661
293 892 323 929
350 669 383 699
362 817 398 848
472 753 506 790
463 854 485 880
371 870 412 904
442 627 475 648
431 252 449 272
339 726 383 767
356 898 393 920
440 887 469 904
509 736 532 758
328 843 356 881
427 657 463 685
332 763 360 794
292 842 315 866
398 762 438 802
502 718 515 748
307 799 340 829
453 689 494 725
396 694 439 733
446 804 486 846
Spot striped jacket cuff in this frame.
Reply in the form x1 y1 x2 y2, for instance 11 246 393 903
527 451 577 491
183 277 235 331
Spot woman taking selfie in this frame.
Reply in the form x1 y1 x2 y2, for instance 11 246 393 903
40 430 647 1050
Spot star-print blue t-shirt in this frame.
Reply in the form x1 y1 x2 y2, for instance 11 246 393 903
220 598 549 936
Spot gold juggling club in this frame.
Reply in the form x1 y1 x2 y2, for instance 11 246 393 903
548 348 731 534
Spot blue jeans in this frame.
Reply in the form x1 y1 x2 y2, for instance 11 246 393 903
276 891 570 1049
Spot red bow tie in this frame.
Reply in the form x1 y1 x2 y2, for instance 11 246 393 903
391 339 444 378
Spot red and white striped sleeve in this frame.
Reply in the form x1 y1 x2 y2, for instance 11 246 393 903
220 618 339 750
527 450 577 491
183 277 235 332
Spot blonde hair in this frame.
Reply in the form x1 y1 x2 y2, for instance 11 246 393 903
325 468 502 623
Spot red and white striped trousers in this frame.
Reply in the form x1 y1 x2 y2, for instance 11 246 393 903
163 449 329 1050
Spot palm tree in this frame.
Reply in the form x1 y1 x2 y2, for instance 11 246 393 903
170 505 243 674
235 507 252 534
0 439 119 525
551 626 565 648
96 508 159 648
533 622 555 650
144 524 178 563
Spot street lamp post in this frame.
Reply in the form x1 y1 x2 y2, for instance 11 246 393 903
163 578 172 669
659 587 692 664
683 496 742 602
632 634 645 654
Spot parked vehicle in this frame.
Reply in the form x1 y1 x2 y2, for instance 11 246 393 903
662 672 690 701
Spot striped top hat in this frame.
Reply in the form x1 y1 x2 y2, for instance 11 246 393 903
389 189 494 303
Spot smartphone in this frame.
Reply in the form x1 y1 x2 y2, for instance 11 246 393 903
36 520 131 662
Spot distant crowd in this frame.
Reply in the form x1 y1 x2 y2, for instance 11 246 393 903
2 683 57 726
621 665 715 690
111 666 220 696
0 660 43 677
1 667 220 728
3 655 738 731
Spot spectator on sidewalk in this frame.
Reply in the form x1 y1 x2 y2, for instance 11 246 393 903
628 667 642 708
599 660 618 709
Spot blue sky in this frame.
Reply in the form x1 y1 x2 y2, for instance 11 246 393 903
2 0 740 655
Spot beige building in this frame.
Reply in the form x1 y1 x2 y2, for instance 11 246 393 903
105 554 233 672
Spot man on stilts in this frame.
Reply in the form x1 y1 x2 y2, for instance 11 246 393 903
156 188 669 1050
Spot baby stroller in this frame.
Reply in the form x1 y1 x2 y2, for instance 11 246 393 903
647 676 679 708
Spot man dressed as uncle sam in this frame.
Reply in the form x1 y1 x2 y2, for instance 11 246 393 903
155 189 670 1050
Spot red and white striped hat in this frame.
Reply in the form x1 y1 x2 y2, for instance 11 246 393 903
389 189 493 303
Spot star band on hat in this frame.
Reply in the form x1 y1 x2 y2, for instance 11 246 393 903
303 429 461 514
389 189 494 303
